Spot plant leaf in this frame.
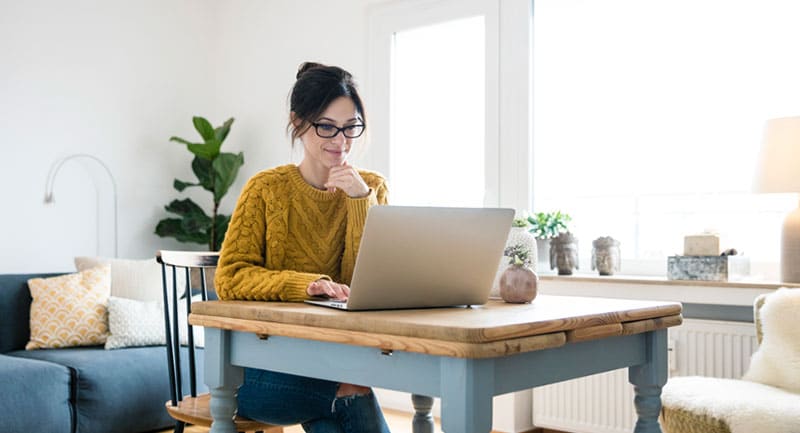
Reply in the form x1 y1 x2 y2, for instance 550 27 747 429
164 198 211 222
173 178 198 192
214 118 235 143
193 116 215 141
191 156 215 192
155 218 208 244
212 152 244 203
169 136 197 147
187 138 221 160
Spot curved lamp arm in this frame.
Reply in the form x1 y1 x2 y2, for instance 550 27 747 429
44 154 118 258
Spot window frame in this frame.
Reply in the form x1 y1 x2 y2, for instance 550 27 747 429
366 0 532 210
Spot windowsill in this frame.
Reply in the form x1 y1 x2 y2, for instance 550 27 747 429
538 272 800 290
535 271 800 307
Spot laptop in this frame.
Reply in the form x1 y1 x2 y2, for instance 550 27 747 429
305 205 513 311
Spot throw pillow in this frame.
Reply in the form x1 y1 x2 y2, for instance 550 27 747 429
104 296 205 350
743 287 800 393
74 256 163 303
26 265 111 350
105 297 164 349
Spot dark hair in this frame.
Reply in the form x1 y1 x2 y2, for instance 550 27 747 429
288 62 366 144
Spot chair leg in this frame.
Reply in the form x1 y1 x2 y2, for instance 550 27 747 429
174 420 185 433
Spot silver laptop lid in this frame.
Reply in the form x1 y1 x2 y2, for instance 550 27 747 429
344 206 513 310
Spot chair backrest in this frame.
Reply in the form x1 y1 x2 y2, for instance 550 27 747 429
156 250 219 407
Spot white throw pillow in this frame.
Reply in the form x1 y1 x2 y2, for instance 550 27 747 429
104 295 205 350
74 257 163 303
743 287 800 394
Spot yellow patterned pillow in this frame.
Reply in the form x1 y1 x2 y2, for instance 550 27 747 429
26 265 111 350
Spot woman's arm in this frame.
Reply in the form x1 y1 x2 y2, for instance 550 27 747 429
339 175 388 285
215 175 329 301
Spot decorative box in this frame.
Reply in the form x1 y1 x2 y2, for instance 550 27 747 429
667 255 750 281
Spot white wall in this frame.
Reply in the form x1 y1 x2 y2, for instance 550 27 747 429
1 0 373 272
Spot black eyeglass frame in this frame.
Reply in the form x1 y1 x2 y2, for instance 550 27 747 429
311 122 366 139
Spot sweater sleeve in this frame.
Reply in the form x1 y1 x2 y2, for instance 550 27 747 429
215 175 330 301
339 177 389 285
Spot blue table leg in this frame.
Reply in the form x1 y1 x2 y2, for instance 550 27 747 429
628 329 668 433
440 358 494 433
206 328 244 433
411 394 435 433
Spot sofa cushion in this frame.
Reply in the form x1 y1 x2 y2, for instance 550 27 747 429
0 354 72 433
74 256 165 302
0 273 64 353
26 265 111 350
8 346 206 433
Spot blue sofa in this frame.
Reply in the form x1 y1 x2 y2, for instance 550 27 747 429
0 273 203 433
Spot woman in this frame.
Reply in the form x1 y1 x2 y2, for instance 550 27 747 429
214 62 390 433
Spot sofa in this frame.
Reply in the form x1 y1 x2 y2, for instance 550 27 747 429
0 272 204 433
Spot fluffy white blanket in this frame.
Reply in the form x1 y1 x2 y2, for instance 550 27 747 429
662 376 800 433
662 287 800 433
744 288 800 394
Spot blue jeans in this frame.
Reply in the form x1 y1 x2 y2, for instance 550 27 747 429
237 368 391 433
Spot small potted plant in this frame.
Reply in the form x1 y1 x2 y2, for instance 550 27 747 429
499 244 538 303
527 211 572 270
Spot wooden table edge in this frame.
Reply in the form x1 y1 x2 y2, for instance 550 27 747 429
190 313 682 359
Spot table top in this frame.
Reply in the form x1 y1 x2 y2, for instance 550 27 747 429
190 295 682 358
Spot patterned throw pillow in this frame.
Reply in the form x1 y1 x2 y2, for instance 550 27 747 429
105 297 164 349
26 265 111 350
104 295 205 350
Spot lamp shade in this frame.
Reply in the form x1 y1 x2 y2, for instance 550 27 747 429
754 116 800 193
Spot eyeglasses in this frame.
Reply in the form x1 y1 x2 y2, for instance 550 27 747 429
311 122 366 139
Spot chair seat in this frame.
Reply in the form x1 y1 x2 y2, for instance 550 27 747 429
661 376 800 433
165 393 283 432
661 406 731 433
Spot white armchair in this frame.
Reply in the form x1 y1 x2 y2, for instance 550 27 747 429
660 288 800 433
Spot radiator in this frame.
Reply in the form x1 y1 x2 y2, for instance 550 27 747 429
531 319 759 433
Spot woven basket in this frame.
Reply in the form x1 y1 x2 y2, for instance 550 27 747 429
660 406 731 433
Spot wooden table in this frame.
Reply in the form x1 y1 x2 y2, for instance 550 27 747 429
190 295 682 433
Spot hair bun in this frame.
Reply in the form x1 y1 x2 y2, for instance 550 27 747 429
296 62 325 79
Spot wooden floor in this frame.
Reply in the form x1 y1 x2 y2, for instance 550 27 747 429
153 409 569 433
155 408 442 433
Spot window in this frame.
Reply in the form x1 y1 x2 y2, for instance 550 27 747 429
391 16 486 207
532 0 799 278
367 0 528 208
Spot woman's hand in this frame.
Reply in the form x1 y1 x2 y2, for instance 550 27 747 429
307 279 350 300
325 161 370 198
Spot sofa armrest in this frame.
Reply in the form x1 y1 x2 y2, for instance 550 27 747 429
0 273 64 353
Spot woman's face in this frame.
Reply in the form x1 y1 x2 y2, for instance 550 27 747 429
298 96 362 171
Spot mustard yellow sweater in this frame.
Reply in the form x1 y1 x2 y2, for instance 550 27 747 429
215 164 388 301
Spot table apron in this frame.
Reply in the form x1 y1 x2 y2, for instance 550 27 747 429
226 330 653 398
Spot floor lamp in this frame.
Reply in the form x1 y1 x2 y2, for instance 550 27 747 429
754 116 800 283
44 153 119 258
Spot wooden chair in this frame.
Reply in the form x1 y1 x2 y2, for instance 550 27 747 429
660 290 800 433
157 250 283 433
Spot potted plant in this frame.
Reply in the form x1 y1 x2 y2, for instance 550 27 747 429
499 244 538 303
155 116 244 252
527 211 572 270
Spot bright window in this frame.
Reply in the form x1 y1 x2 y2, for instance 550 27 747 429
391 16 486 207
532 0 800 278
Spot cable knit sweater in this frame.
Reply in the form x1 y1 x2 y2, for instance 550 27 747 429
215 164 388 301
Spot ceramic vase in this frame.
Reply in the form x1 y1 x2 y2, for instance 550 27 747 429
492 227 538 297
499 264 539 303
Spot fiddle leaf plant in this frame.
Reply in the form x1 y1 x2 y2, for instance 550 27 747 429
155 116 244 251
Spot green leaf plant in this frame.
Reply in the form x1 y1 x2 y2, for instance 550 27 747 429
526 211 572 240
155 116 243 251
